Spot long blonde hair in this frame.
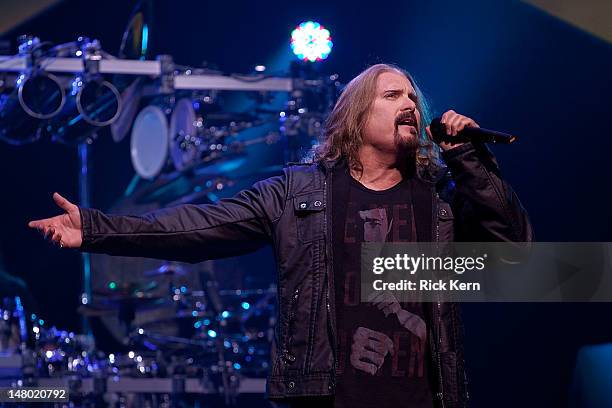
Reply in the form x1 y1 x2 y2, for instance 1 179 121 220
314 63 445 181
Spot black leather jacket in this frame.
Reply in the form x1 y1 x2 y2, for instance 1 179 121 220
79 142 532 408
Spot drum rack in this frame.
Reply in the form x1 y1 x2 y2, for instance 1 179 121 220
0 56 297 92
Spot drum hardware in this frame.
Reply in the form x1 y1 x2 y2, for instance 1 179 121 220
0 36 65 145
46 38 121 145
0 278 275 404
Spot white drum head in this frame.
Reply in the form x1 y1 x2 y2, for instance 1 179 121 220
130 105 169 179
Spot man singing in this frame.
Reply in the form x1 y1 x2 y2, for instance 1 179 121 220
29 64 532 407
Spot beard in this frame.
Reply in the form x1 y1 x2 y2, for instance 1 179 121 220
394 125 420 152
394 130 418 177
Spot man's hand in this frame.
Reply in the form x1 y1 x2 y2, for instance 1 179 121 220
350 326 395 375
28 193 82 248
426 109 479 151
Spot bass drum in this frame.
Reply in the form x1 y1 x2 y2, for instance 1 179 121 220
130 105 171 180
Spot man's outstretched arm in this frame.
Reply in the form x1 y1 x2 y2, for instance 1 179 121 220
28 172 289 263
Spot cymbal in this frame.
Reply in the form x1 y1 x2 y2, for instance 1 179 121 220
143 263 189 277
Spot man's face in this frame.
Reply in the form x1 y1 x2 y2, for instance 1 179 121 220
363 71 421 155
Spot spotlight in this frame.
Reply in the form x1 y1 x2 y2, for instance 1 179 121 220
290 21 333 62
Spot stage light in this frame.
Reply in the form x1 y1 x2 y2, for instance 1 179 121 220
291 21 333 62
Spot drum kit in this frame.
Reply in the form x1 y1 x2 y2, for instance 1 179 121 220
0 274 277 407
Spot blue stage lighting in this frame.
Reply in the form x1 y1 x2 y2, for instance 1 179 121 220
291 21 333 62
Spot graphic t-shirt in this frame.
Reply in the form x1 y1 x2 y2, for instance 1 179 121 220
333 171 434 408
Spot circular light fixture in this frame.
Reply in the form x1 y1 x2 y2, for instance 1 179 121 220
290 21 333 62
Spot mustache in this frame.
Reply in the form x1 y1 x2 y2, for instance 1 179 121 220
395 111 418 128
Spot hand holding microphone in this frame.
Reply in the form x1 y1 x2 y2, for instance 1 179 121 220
426 110 517 150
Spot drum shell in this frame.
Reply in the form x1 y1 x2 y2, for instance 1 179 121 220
0 72 65 145
48 79 121 144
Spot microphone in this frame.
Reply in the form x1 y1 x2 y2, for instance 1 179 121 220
429 118 518 145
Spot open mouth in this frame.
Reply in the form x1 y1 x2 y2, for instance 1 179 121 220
398 122 416 128
396 114 417 130
397 120 417 133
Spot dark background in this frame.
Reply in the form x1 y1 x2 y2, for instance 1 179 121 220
1 0 612 406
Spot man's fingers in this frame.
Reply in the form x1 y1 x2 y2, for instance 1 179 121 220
449 115 463 136
456 118 473 133
28 220 43 229
28 218 56 234
441 110 455 135
52 231 62 245
53 192 75 212
44 227 55 240
51 229 61 241
441 110 454 124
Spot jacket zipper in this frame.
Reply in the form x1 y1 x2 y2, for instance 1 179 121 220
324 176 338 390
283 287 300 364
433 190 446 408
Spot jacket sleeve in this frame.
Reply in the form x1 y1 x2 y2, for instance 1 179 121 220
441 142 533 242
79 171 289 263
